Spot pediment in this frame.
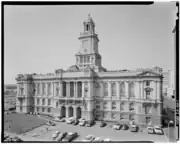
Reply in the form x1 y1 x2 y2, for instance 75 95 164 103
137 71 159 77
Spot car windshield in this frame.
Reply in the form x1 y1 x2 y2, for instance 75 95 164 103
155 128 161 130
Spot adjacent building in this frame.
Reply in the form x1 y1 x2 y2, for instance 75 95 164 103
16 15 163 126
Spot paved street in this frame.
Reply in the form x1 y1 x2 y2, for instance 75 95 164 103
22 122 168 142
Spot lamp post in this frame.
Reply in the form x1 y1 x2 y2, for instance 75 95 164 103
168 120 173 142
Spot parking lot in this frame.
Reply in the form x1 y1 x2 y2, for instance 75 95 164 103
22 121 169 142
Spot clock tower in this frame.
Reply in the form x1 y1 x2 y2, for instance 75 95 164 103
75 14 106 72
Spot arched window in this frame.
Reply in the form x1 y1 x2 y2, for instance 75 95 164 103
111 83 116 96
104 83 108 96
129 83 135 97
112 101 116 109
120 82 125 97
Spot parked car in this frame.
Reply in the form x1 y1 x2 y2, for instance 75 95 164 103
46 121 56 126
73 119 79 125
122 124 128 130
154 126 163 135
93 137 102 142
100 121 106 127
130 125 138 132
53 117 62 122
85 120 95 127
83 135 95 142
113 124 121 130
104 138 111 142
56 132 67 141
79 120 86 126
147 126 154 134
59 117 66 122
52 131 60 140
66 117 75 124
62 132 78 142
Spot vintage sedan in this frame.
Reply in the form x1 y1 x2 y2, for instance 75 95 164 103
85 120 95 127
62 132 78 142
130 125 138 132
147 126 154 134
93 137 103 142
83 135 95 142
113 124 121 130
56 132 67 141
100 121 106 127
79 120 86 126
122 124 128 130
104 138 111 142
46 121 56 126
154 126 163 135
52 131 60 140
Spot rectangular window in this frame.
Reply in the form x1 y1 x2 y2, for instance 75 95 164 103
48 99 51 105
146 81 150 86
20 88 24 95
63 82 66 96
87 56 90 63
96 105 100 109
48 108 51 113
37 107 39 112
42 108 45 112
42 99 45 105
20 106 23 112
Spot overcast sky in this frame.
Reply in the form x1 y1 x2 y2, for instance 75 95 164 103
4 2 176 84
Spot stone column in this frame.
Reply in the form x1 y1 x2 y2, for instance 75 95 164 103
46 83 48 96
125 81 129 98
51 82 53 97
135 81 139 99
66 106 69 118
140 81 144 99
116 82 120 99
73 106 77 118
152 81 156 100
108 82 111 97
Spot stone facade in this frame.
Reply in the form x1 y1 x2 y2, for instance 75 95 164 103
16 15 163 127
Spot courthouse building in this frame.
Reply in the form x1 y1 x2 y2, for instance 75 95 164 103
16 15 163 126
